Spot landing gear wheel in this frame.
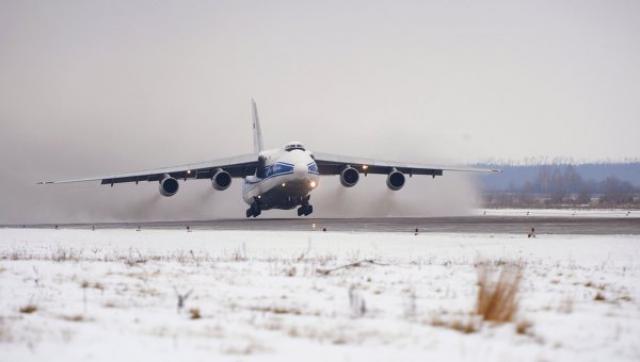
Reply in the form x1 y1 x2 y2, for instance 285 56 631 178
297 195 313 217
297 204 313 216
304 205 313 216
246 199 262 218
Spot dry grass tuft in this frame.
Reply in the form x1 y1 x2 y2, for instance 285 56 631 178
19 304 38 314
285 266 297 277
62 314 85 322
450 319 478 334
189 308 201 320
617 295 632 302
80 281 105 290
475 262 522 323
515 319 533 335
348 286 367 318
231 244 248 262
52 248 80 262
124 249 148 266
429 316 448 328
585 281 606 291
103 301 117 308
250 305 302 315
429 315 478 334
594 292 606 301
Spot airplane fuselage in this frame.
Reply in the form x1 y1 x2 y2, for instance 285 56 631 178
242 144 319 213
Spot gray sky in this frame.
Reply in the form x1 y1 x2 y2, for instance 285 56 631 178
1 0 639 223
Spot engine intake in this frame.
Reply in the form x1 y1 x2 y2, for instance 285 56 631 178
386 169 405 191
159 175 179 197
212 169 232 191
340 166 359 187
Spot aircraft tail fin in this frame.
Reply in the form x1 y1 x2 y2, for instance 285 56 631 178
251 98 264 153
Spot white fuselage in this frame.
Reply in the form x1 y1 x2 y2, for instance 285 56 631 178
242 145 320 210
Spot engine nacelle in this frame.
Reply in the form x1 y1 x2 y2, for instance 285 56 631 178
340 166 359 187
386 169 405 191
212 169 232 191
159 175 179 197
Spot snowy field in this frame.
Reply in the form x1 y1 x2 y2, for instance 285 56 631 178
1 228 639 361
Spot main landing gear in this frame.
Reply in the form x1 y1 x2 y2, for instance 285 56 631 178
246 198 261 218
297 196 313 216
246 196 314 217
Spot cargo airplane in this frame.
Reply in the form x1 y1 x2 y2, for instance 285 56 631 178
39 100 499 217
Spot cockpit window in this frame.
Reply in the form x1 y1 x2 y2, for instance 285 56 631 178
284 143 306 152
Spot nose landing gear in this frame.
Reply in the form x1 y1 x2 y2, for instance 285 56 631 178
297 204 313 216
297 196 313 216
246 198 262 218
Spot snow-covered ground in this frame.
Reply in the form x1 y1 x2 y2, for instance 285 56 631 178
1 228 639 361
475 208 639 218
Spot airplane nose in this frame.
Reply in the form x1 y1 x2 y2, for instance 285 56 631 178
293 163 308 179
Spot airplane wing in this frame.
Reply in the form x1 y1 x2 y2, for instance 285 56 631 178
312 152 500 177
38 154 259 185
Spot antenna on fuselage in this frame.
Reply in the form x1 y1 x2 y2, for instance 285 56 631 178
251 98 264 153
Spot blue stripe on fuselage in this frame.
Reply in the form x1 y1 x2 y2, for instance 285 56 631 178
245 162 296 184
245 161 318 184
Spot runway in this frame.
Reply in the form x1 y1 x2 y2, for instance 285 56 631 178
12 216 640 234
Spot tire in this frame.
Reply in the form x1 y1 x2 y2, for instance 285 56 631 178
304 205 313 216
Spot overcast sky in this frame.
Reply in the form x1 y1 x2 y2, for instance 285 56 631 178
1 0 639 223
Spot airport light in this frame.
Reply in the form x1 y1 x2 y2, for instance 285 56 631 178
282 183 286 187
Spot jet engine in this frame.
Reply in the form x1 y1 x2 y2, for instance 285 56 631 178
159 175 179 197
212 169 232 191
386 169 405 191
340 166 359 187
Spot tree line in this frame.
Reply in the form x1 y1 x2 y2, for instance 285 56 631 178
483 165 640 208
